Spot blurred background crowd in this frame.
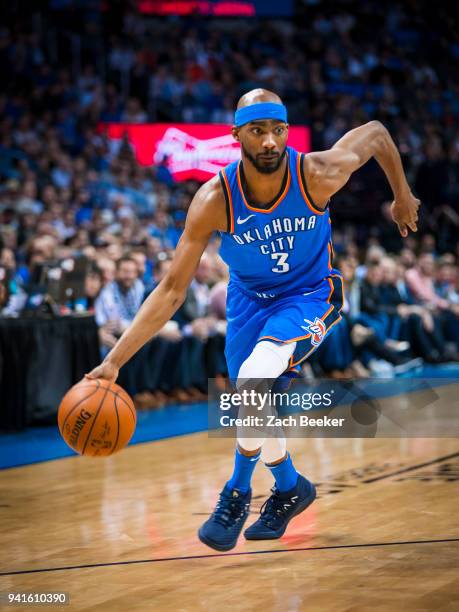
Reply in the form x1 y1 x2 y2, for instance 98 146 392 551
1 0 458 407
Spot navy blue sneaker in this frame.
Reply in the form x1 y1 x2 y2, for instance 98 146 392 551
198 484 251 551
244 475 316 540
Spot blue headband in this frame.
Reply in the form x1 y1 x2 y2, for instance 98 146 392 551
234 102 288 127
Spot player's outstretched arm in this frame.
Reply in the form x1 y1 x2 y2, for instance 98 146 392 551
85 177 226 382
304 120 420 237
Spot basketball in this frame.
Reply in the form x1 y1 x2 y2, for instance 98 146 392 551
57 380 136 457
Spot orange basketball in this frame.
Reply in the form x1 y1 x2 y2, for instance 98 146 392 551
58 379 136 457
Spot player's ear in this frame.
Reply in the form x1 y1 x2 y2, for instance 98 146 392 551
232 126 240 142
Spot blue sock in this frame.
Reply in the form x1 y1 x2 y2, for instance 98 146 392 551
227 448 260 493
267 453 299 493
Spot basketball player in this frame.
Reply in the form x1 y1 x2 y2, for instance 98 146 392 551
86 89 420 551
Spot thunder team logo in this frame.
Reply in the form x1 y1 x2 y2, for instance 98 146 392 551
301 317 326 346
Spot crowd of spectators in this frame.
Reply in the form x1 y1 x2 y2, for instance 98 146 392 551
1 1 458 406
313 244 459 379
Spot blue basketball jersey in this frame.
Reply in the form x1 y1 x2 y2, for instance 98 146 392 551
219 146 341 299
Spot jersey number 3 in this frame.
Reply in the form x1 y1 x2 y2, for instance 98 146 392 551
271 252 290 273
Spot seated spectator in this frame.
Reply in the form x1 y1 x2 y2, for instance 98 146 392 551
436 256 459 303
22 236 58 284
95 256 144 357
83 264 104 312
129 256 184 409
317 256 422 378
359 262 390 342
0 248 27 315
399 248 417 270
406 253 459 356
355 246 386 281
0 267 10 312
405 253 450 310
207 254 229 341
380 257 446 362
96 256 116 286
1 247 23 287
175 253 221 341
129 247 155 295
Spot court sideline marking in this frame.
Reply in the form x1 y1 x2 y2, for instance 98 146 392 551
1 538 458 577
361 451 459 483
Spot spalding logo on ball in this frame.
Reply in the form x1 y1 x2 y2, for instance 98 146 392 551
58 379 137 456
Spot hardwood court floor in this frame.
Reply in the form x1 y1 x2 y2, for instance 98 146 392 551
1 392 458 611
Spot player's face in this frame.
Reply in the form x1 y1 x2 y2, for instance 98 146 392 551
234 120 288 174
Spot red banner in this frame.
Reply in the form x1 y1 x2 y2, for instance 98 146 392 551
100 123 311 182
137 1 257 16
136 1 294 17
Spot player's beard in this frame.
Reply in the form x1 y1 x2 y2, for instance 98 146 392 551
242 145 287 174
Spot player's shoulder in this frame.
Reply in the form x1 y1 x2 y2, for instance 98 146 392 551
186 174 227 233
297 149 332 211
286 145 309 171
192 173 225 208
301 149 325 174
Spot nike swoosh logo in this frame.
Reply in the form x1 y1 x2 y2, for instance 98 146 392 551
302 288 321 296
237 214 255 224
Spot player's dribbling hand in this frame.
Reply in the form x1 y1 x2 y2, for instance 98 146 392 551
84 361 119 383
391 193 420 237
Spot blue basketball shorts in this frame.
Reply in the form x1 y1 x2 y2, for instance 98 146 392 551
225 275 344 381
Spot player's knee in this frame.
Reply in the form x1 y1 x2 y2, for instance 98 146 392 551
237 340 296 384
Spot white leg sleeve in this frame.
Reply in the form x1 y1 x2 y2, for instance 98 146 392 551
260 436 287 464
236 341 296 454
236 437 265 453
237 340 297 383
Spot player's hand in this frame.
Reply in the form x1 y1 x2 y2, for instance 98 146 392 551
391 193 420 237
84 361 119 383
